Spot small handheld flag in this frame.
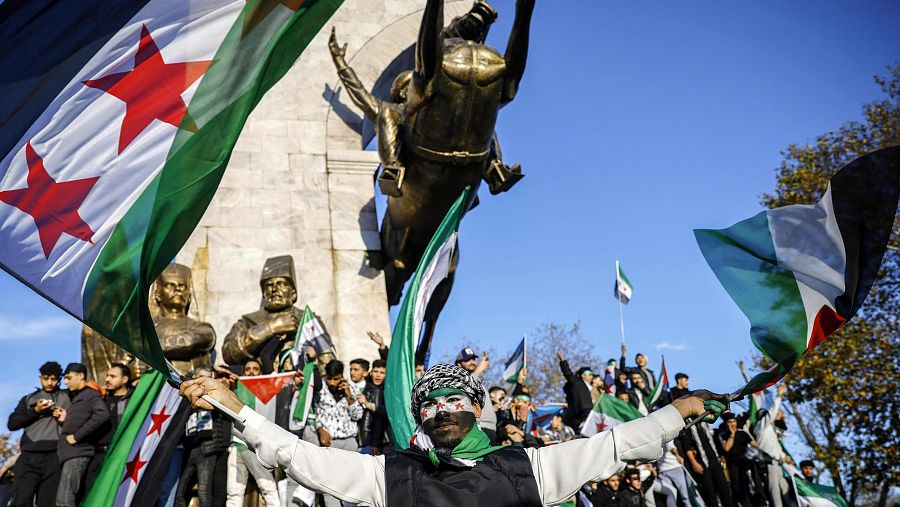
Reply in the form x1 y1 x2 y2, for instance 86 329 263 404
645 356 669 409
293 305 333 358
695 147 899 396
502 336 527 384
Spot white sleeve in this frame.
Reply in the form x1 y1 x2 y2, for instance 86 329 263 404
527 404 684 506
235 406 386 507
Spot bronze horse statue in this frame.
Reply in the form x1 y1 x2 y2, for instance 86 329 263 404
330 0 534 349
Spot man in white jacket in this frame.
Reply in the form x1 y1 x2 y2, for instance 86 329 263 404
180 364 726 507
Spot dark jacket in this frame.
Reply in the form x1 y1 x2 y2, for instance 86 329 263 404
58 387 109 463
183 408 232 456
559 359 593 431
385 446 541 506
358 381 388 449
618 476 654 507
619 355 655 390
97 387 134 448
591 483 620 506
8 387 70 452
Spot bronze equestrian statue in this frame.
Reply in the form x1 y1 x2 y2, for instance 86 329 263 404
330 0 534 308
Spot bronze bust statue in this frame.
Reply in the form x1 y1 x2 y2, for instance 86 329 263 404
329 0 534 305
222 255 303 374
153 263 216 376
82 263 215 379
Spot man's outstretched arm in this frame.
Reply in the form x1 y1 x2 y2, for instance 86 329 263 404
527 392 726 505
180 378 386 506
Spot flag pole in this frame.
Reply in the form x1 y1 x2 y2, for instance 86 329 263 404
523 334 528 371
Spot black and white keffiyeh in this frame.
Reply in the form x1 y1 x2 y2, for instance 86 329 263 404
410 364 485 424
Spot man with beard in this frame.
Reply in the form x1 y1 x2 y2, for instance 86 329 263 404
179 363 727 506
223 256 303 374
84 363 134 487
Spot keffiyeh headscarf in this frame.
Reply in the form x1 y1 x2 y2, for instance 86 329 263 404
410 364 485 424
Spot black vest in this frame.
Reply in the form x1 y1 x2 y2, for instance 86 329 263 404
385 446 541 506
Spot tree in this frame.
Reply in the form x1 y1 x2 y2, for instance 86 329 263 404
757 62 899 506
458 321 605 402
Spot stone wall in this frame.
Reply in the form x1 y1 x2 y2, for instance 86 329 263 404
176 0 470 365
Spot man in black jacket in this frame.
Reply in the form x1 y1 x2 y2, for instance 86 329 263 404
175 366 231 507
84 363 134 488
556 351 594 432
7 361 69 507
358 359 389 454
618 467 655 507
54 362 109 506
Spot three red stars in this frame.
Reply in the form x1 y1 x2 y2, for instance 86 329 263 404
147 404 171 437
84 24 211 154
0 142 99 258
122 449 148 484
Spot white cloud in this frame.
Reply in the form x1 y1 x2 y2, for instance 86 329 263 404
0 314 78 341
653 341 689 351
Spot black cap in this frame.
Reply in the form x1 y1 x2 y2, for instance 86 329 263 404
675 372 688 381
63 362 87 375
576 367 593 376
455 347 477 363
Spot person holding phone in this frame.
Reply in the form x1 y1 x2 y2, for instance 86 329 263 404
7 361 70 507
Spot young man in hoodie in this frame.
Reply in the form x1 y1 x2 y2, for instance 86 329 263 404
53 362 109 506
6 361 69 507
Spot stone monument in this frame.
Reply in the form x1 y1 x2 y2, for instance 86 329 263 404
174 0 483 365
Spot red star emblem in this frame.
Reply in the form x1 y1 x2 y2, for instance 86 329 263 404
455 402 465 410
147 404 171 436
595 420 608 433
421 409 429 419
242 0 305 36
83 25 212 154
436 402 445 411
0 142 99 258
121 449 147 484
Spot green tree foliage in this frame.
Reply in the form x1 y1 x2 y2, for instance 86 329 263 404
757 62 899 506
468 321 604 402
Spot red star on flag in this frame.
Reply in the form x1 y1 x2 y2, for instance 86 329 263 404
147 404 171 437
0 142 99 258
242 0 306 36
83 25 212 154
121 449 147 484
595 420 608 433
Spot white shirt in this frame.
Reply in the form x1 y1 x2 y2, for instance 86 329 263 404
233 403 685 506
753 394 784 460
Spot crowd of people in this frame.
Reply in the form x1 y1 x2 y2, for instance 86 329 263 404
3 337 830 507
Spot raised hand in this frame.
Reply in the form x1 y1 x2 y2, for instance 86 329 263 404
367 330 385 347
328 27 348 61
269 313 298 335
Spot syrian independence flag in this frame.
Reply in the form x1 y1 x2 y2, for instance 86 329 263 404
695 147 899 395
82 370 183 507
386 187 471 449
292 361 317 424
579 392 644 437
645 356 669 408
236 372 294 422
0 0 342 374
614 260 633 304
293 305 333 356
502 336 527 383
792 477 849 507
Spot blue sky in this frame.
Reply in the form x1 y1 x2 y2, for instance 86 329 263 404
2 0 898 462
